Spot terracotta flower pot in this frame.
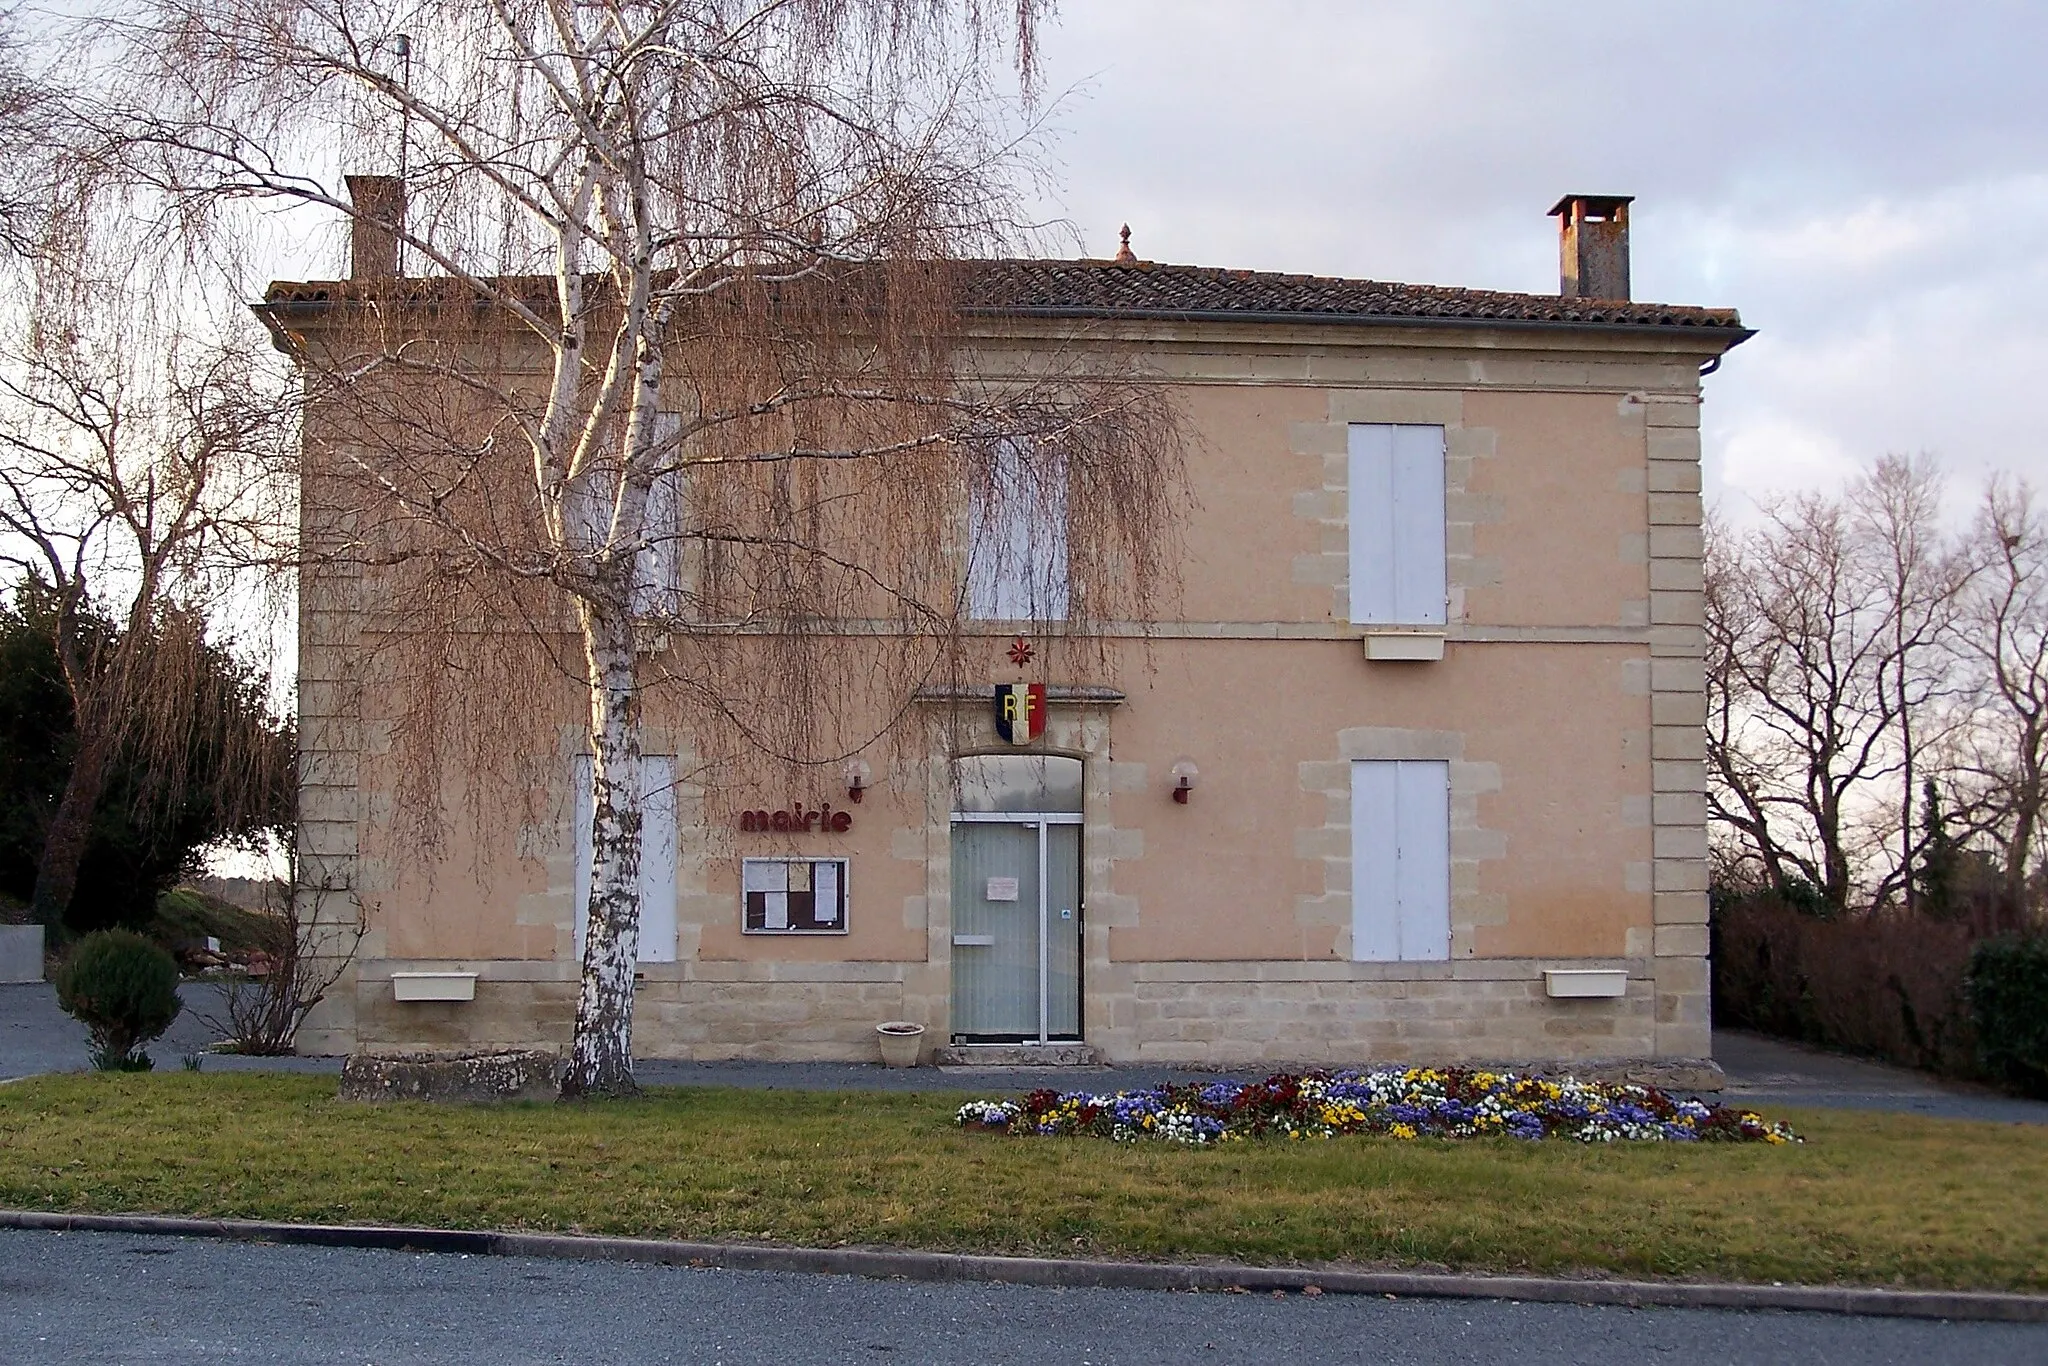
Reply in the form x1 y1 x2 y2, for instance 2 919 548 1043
876 1021 924 1068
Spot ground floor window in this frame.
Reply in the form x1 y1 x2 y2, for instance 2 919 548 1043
1350 759 1451 961
572 755 678 963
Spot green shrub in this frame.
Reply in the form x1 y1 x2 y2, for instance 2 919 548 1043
54 929 182 1071
1966 936 2048 1097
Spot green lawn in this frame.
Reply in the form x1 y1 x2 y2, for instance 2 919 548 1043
1 1073 2043 1292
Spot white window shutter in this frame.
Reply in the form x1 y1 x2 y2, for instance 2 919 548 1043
1347 424 1396 625
1351 759 1451 961
573 755 678 964
631 412 686 619
1350 760 1402 961
967 439 1068 620
1348 424 1446 625
573 754 592 960
1390 425 1447 625
637 757 678 962
1393 760 1451 960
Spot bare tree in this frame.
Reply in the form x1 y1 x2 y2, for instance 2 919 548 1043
1847 456 1968 909
0 4 71 258
1951 477 2048 904
0 274 295 928
196 847 363 1055
100 0 1182 1095
1704 459 1962 912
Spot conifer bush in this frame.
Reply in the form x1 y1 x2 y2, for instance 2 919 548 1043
54 929 182 1071
1968 936 2048 1096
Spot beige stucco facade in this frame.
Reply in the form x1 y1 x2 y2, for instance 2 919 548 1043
292 309 1734 1071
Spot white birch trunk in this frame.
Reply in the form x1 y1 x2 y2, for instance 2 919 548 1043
567 594 645 1097
557 314 665 1096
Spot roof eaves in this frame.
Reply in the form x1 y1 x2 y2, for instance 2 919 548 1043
960 303 1754 348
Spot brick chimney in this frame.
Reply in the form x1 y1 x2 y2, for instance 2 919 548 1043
1548 194 1633 302
345 175 406 279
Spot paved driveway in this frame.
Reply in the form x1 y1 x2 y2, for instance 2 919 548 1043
3 1229 2042 1366
6 980 2045 1122
1715 1029 2048 1124
0 983 242 1079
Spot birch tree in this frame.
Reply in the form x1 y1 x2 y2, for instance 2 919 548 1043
98 0 1181 1095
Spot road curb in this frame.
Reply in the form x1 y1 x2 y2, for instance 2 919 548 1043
3 1209 2044 1324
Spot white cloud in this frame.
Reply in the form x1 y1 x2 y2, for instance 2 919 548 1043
1026 1 2048 502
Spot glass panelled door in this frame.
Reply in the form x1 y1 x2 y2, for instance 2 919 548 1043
950 814 1082 1041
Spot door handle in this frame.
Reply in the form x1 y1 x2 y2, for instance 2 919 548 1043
952 934 995 946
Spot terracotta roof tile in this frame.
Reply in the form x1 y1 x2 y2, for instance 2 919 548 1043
265 258 1745 333
953 258 1744 331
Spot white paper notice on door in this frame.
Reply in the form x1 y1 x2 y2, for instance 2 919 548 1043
985 876 1019 902
814 861 839 922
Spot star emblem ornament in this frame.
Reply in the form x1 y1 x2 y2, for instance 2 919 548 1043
1007 635 1034 666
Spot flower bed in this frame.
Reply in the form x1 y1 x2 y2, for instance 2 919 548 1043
956 1069 1800 1145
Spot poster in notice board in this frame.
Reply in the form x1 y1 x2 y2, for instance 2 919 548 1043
743 858 848 933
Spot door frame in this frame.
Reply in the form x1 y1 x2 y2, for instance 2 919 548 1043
950 809 1084 1043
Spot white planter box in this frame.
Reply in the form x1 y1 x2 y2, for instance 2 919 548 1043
1544 969 1628 999
1363 631 1446 662
390 971 478 1002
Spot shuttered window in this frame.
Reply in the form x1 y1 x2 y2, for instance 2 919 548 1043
573 754 679 963
1348 423 1447 625
966 438 1069 620
1350 759 1451 962
631 411 686 620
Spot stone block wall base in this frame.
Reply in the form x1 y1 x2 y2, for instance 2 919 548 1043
339 1049 565 1103
933 1043 1102 1067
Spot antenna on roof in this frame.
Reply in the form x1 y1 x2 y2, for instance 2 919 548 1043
393 34 413 275
1114 224 1136 264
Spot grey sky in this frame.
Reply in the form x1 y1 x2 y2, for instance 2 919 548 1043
1025 1 2048 514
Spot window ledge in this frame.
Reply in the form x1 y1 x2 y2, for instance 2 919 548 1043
1362 630 1446 662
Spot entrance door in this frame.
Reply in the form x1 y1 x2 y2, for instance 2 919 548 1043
949 755 1083 1043
951 817 1081 1040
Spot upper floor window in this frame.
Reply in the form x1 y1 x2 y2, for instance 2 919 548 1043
631 410 686 619
1348 423 1446 626
966 438 1069 621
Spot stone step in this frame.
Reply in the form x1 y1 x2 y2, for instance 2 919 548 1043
932 1042 1102 1068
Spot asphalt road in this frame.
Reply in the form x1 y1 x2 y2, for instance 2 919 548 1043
3 1229 2042 1366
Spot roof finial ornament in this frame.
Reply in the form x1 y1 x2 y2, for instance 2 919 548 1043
1114 224 1136 264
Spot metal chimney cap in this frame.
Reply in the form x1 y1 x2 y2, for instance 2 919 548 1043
1548 194 1634 220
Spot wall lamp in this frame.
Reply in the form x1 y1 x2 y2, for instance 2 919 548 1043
1170 756 1199 804
844 757 873 804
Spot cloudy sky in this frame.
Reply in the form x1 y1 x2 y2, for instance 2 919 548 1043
1021 1 2048 517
